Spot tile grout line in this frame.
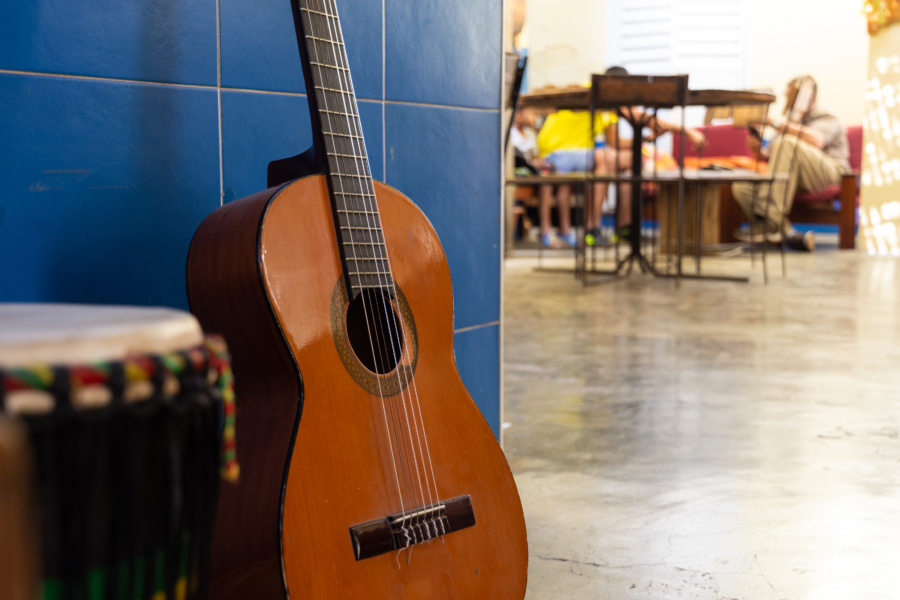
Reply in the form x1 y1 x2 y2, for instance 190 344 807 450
454 321 500 335
382 0 386 181
0 69 499 113
498 0 506 447
0 68 215 90
377 98 498 113
216 0 224 207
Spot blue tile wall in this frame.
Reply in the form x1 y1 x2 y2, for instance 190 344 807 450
0 74 219 308
385 104 501 329
386 0 501 108
221 92 384 202
220 0 382 98
1 0 503 435
454 325 502 439
0 0 217 85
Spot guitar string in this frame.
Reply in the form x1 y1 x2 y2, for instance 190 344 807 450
300 0 414 533
308 0 441 545
310 0 430 550
319 0 446 542
304 0 421 541
315 0 444 544
310 0 434 544
304 0 420 526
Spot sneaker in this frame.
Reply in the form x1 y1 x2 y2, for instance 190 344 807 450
541 232 570 248
611 225 631 243
786 230 815 252
734 217 781 244
734 229 783 244
585 227 602 246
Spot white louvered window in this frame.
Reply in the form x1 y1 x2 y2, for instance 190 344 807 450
605 0 749 126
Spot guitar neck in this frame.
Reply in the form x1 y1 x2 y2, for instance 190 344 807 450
291 0 391 297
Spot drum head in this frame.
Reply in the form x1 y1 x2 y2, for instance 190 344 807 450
0 304 203 366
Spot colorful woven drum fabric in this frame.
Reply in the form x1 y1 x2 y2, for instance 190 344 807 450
0 334 239 600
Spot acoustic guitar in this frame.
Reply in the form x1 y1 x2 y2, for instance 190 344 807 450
186 0 528 597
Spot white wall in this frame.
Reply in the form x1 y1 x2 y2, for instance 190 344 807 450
745 0 868 125
524 0 605 90
522 0 868 126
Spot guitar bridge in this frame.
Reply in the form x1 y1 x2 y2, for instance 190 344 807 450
349 495 475 561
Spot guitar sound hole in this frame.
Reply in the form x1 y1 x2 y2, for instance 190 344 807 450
345 289 404 374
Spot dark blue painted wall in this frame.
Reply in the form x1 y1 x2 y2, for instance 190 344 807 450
0 0 503 435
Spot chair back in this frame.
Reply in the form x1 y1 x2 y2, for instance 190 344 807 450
672 124 752 161
846 125 863 172
590 74 688 110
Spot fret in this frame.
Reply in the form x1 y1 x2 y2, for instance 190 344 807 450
330 169 373 178
347 271 393 277
299 6 337 19
320 108 355 118
323 131 364 140
344 240 386 247
339 225 384 231
314 85 355 95
348 278 393 293
337 209 380 216
336 208 383 228
328 152 368 160
326 149 370 165
310 61 350 73
306 34 341 45
330 179 373 191
345 251 388 261
334 191 373 198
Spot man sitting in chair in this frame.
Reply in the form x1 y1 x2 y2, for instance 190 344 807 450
732 75 850 252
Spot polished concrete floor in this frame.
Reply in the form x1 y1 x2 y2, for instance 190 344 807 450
501 247 900 599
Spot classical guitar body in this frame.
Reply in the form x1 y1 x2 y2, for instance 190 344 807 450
188 177 528 598
187 0 527 596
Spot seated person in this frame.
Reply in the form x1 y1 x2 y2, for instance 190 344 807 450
731 75 850 251
533 67 708 247
510 107 540 175
535 105 617 247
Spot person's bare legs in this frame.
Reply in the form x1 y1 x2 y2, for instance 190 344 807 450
539 183 573 245
539 183 555 238
557 184 572 235
588 148 608 232
599 147 633 229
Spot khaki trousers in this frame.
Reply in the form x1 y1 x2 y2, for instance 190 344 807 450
731 136 842 232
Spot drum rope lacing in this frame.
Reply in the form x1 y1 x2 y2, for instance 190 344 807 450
0 334 239 483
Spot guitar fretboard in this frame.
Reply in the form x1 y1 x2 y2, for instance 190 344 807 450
296 0 392 295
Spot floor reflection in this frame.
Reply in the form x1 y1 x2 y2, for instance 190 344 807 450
503 251 900 599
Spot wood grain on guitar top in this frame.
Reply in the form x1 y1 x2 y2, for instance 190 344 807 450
189 175 528 598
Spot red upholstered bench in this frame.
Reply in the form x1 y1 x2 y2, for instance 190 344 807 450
674 124 862 249
789 125 862 249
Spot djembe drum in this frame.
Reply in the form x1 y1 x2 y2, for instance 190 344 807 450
0 304 238 600
0 416 39 600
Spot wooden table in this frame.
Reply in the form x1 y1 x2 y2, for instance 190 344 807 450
519 87 775 110
514 83 778 281
653 169 773 253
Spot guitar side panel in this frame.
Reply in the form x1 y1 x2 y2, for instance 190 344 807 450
186 187 302 600
259 176 528 599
